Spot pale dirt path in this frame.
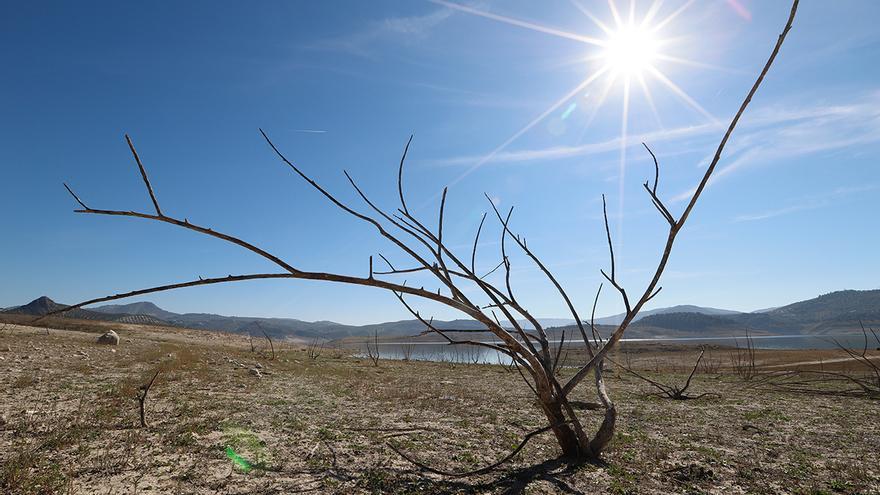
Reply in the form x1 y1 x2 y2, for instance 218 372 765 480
760 354 880 369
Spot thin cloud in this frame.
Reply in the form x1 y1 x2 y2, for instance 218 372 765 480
733 184 879 222
734 202 825 222
427 123 720 166
429 92 880 169
310 8 453 57
666 94 880 201
293 129 328 134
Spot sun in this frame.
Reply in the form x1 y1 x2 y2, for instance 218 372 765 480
431 0 723 196
601 24 658 77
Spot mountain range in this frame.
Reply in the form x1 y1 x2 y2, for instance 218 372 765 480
2 289 878 340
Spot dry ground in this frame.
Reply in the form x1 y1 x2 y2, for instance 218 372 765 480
0 322 878 494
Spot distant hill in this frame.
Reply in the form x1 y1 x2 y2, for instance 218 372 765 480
94 303 573 339
3 289 878 340
2 296 168 326
751 306 779 313
93 301 179 320
768 289 880 323
612 290 880 336
526 290 880 339
4 296 109 321
633 312 740 333
95 302 496 340
594 305 743 326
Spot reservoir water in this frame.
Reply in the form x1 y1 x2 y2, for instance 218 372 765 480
349 334 875 365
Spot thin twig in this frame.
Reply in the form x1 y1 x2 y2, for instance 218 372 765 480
388 422 568 477
138 370 161 428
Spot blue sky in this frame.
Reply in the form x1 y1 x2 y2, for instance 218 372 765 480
1 1 878 324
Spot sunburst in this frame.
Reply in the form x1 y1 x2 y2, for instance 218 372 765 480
432 0 738 237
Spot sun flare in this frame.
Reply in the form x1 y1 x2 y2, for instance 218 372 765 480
433 0 722 198
601 25 658 77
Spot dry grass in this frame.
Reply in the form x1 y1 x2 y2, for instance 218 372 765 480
0 323 877 494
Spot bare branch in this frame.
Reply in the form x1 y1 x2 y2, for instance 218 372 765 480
589 283 604 348
481 259 506 279
471 212 487 274
553 329 566 374
398 134 414 215
393 292 524 365
681 349 705 394
378 253 396 271
388 422 567 478
639 144 675 226
138 369 161 428
260 326 276 360
63 183 89 210
676 0 799 229
41 273 295 319
602 194 615 281
645 286 663 303
437 187 448 256
643 142 659 195
125 134 162 217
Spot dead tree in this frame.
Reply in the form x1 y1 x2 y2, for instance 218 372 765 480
731 330 758 380
49 1 798 463
617 349 717 400
697 349 722 374
400 340 415 362
832 321 880 394
765 322 879 398
260 327 276 361
365 330 380 366
138 370 161 428
306 337 325 360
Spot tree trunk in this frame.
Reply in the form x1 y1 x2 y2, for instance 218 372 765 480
541 399 582 458
537 366 618 461
589 405 616 457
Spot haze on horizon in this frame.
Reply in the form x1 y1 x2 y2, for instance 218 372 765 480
1 1 878 326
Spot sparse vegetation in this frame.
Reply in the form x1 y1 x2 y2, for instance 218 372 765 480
761 322 880 399
731 330 758 381
365 329 381 367
307 336 326 360
400 340 415 362
617 348 718 400
0 322 877 494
